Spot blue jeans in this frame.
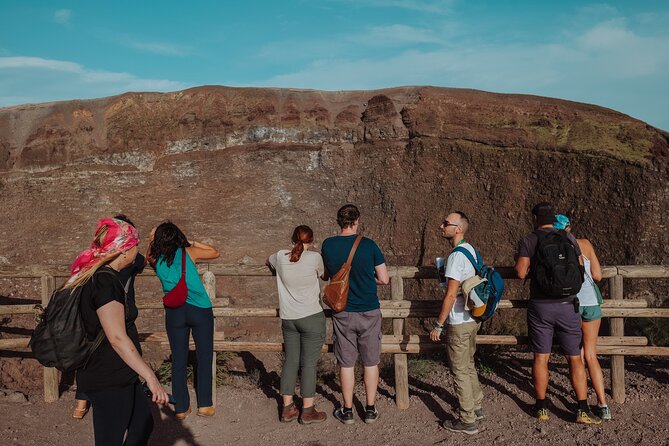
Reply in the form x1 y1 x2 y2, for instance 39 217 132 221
165 303 214 412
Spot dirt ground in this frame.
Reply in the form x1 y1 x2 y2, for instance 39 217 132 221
1 351 668 446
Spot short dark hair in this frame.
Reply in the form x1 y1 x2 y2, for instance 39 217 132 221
336 204 360 229
453 211 469 232
113 214 136 227
531 202 555 226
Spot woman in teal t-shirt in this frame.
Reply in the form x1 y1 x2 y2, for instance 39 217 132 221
148 221 219 419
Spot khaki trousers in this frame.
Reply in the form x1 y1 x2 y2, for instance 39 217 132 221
446 321 483 424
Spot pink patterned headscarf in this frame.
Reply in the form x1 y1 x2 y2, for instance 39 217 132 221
66 218 140 285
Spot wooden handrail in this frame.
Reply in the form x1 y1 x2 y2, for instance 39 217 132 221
1 265 668 407
1 264 667 279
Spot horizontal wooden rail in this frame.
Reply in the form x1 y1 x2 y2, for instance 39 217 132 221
0 298 651 317
0 334 649 351
1 264 667 406
0 304 38 315
1 264 666 279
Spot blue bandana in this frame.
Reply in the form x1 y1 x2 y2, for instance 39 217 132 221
553 214 571 230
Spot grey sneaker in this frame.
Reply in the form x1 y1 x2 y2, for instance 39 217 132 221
475 408 485 420
441 419 480 435
334 407 354 425
594 405 612 421
364 407 380 424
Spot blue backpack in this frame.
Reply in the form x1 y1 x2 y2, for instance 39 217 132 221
452 246 505 322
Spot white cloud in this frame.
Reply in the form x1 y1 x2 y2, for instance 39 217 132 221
0 56 81 71
254 20 669 129
0 56 187 106
351 24 443 46
54 9 72 25
339 0 455 14
125 41 190 56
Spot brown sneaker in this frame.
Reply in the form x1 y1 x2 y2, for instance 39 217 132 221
299 406 327 425
197 406 215 417
281 403 299 422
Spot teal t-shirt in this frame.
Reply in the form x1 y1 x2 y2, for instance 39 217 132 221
155 247 212 309
321 235 385 312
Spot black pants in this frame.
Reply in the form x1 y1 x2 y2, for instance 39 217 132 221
86 381 153 446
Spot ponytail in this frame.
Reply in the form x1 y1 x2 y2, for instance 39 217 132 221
287 225 314 262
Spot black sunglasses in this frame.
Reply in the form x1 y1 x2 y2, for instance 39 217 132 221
441 220 460 228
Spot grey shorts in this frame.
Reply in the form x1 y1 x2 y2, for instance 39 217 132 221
332 309 382 368
527 299 582 356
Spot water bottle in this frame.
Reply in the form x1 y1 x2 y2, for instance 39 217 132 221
436 256 448 287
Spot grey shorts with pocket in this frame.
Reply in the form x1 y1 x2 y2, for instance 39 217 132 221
527 299 582 356
332 309 382 367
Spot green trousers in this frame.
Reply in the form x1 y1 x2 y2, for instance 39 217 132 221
280 311 326 397
446 322 484 424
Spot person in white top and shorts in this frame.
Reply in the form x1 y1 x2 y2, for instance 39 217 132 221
554 214 611 420
430 211 484 435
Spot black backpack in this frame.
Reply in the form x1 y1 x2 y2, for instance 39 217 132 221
29 270 115 372
531 229 584 298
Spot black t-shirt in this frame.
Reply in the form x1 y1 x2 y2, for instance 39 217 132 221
118 253 145 304
77 266 141 392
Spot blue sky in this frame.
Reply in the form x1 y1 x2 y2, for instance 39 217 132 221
1 1 668 130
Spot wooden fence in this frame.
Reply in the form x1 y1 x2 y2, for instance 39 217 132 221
1 264 668 408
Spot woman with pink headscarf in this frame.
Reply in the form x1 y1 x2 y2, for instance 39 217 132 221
69 217 169 446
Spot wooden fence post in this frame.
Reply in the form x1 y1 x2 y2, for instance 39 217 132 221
391 273 409 409
202 271 217 407
41 275 59 403
609 273 625 403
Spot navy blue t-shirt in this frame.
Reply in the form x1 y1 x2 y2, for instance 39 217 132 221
321 235 385 312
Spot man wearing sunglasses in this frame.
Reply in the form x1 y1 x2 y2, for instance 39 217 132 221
430 211 485 435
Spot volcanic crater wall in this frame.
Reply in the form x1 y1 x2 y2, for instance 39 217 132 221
1 85 669 390
0 86 667 269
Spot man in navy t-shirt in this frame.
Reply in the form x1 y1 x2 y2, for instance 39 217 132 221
321 204 389 425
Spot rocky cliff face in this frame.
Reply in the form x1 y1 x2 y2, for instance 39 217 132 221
0 86 667 271
1 86 668 390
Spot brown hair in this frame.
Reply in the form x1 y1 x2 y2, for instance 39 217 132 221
288 225 314 262
336 204 360 229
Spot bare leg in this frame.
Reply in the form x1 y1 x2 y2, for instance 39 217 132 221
282 395 294 406
567 355 589 401
363 366 379 406
533 353 550 399
340 367 355 408
582 318 607 406
303 396 314 409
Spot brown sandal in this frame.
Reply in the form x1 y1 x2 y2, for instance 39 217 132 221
72 406 89 419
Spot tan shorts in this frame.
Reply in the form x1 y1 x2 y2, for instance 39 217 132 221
332 309 382 367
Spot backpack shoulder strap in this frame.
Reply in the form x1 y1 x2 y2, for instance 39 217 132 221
452 246 482 272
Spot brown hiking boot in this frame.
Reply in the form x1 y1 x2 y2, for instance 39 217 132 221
281 403 299 422
299 406 327 425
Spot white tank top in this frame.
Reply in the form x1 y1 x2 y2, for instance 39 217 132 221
577 255 598 307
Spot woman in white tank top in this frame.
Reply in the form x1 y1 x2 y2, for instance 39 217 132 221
555 214 611 420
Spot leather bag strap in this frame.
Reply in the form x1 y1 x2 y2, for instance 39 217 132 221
344 235 363 268
180 249 187 278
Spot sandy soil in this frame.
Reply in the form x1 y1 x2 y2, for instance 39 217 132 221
1 352 668 446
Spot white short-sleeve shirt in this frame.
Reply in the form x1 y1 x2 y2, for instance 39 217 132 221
444 242 477 325
268 250 324 320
